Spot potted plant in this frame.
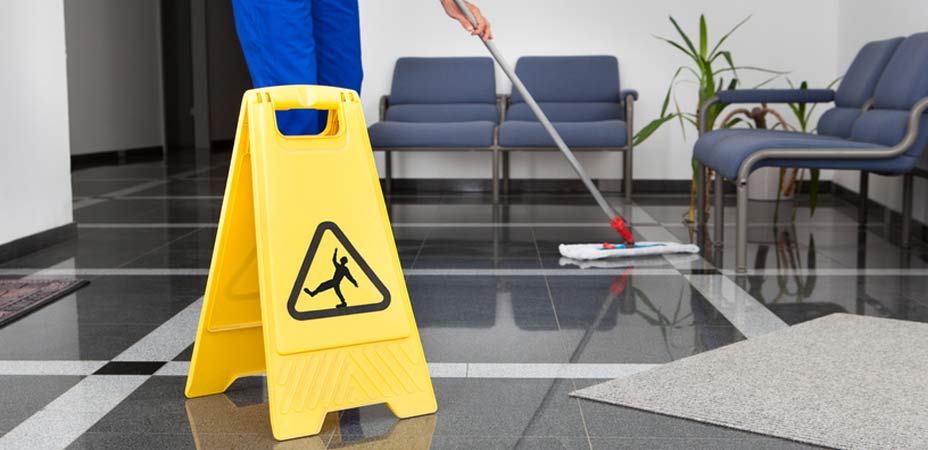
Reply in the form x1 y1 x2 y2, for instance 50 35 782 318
633 15 786 223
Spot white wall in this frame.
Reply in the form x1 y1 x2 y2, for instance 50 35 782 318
359 0 840 180
833 0 928 222
0 1 73 244
64 0 164 155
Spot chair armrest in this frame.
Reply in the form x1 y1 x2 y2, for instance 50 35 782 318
699 89 836 135
379 95 389 121
735 95 928 181
717 89 835 104
620 89 639 102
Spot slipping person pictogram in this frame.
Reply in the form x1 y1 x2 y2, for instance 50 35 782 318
303 248 358 308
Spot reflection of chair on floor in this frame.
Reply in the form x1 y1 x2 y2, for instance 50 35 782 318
853 230 919 321
185 394 437 450
693 33 928 273
736 224 920 324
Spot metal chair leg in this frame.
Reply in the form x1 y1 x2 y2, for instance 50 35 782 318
384 150 392 196
502 151 510 196
624 148 633 202
736 176 750 273
714 174 724 247
492 148 500 205
858 171 869 225
696 161 707 225
902 173 913 248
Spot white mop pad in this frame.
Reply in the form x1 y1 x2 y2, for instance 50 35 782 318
559 253 701 269
559 242 700 261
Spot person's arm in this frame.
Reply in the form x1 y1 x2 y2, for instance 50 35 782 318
333 249 338 265
440 0 492 41
346 271 358 287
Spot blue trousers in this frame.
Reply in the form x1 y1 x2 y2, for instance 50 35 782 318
232 0 362 135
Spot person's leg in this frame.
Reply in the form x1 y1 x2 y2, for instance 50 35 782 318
311 0 363 132
305 279 335 296
231 0 321 135
334 285 347 307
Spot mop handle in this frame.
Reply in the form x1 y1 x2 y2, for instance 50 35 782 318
450 0 634 244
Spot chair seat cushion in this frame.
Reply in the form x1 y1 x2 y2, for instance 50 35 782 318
498 120 627 148
368 121 495 148
694 129 913 179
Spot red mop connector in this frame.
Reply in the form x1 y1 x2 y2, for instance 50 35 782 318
610 216 635 247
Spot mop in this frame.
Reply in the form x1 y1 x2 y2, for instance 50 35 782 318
452 0 699 260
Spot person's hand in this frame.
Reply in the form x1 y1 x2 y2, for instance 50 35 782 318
440 0 492 41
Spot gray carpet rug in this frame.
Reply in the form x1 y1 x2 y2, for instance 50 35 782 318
571 314 928 450
0 278 89 328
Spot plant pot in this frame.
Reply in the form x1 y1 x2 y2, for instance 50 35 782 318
747 167 794 201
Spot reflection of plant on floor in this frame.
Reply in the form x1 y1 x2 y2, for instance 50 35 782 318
770 79 841 220
746 225 817 303
633 15 785 223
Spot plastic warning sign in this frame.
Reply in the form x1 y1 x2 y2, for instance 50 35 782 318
184 86 436 440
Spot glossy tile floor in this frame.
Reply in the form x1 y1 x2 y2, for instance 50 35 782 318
2 151 926 449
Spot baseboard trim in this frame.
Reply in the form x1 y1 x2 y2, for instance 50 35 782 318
0 223 77 265
385 178 687 194
832 184 928 244
71 146 164 170
383 178 834 195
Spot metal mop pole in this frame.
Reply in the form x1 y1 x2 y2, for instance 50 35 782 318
451 0 635 245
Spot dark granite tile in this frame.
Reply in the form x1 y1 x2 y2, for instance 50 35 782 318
94 362 166 375
122 179 230 197
0 375 83 434
427 436 590 450
124 228 217 269
733 274 928 325
589 437 825 449
0 277 204 360
409 276 575 362
429 378 586 438
81 376 336 449
71 179 156 197
548 275 742 363
334 379 586 441
66 432 197 450
0 228 197 269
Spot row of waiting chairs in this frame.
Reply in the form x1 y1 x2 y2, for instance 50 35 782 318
367 56 638 201
694 32 928 272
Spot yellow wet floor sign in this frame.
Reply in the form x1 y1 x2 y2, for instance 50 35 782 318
185 85 436 440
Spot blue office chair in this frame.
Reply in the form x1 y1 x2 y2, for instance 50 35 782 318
368 57 500 198
497 56 638 199
694 33 928 272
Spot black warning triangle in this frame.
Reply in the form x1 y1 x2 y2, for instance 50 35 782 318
287 222 391 321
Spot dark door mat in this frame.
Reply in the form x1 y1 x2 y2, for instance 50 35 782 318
0 279 90 328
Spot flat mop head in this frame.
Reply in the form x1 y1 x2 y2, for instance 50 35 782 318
559 242 700 261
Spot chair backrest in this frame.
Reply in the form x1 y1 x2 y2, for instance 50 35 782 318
386 57 498 123
850 32 928 159
507 56 623 122
816 37 903 138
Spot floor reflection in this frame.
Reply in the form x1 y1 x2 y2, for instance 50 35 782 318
185 394 436 450
733 224 924 324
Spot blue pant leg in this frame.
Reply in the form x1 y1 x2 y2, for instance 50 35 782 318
231 0 320 135
311 0 363 131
